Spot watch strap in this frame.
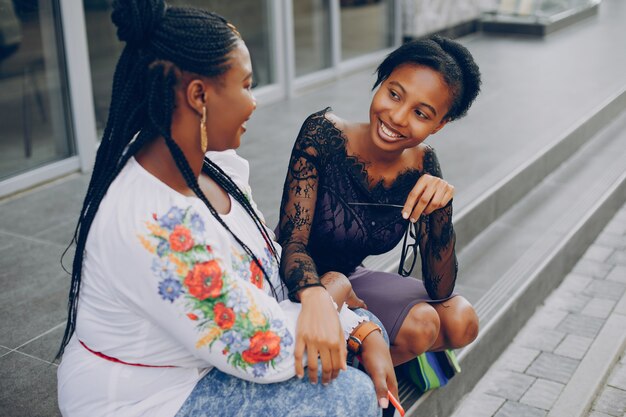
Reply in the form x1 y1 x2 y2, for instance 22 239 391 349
347 321 382 354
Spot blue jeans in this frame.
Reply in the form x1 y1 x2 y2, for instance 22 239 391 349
175 309 387 417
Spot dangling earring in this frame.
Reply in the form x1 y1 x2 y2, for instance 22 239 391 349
200 106 208 153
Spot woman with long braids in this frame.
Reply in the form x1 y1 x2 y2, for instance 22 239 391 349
278 37 482 373
56 1 396 416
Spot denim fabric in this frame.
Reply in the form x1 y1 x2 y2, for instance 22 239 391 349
174 366 380 417
175 308 387 417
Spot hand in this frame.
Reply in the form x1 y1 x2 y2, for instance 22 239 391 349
295 287 347 384
346 287 367 310
360 330 399 409
320 271 367 310
402 174 454 222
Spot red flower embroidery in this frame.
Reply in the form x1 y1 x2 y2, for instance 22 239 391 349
184 260 223 300
242 331 281 364
214 303 236 329
170 225 194 252
187 313 199 321
250 261 264 289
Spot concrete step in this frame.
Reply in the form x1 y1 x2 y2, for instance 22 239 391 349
398 106 626 416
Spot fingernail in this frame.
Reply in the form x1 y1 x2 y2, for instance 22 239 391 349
410 217 417 223
402 212 409 219
296 373 303 379
379 398 389 409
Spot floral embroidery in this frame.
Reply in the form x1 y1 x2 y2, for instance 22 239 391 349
141 205 292 377
249 261 264 289
214 303 236 329
159 278 183 303
184 260 223 300
170 225 194 252
231 246 277 290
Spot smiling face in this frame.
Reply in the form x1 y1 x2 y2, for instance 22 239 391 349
204 41 256 151
368 63 453 155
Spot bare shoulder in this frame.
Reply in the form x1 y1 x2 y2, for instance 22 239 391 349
409 143 432 167
323 110 348 132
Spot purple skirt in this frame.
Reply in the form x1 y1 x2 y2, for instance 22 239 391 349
348 267 456 344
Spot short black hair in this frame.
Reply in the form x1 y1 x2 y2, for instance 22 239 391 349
374 35 481 121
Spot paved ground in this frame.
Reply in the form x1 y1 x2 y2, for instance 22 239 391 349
451 202 626 417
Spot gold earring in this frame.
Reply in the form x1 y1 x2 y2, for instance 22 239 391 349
200 106 208 153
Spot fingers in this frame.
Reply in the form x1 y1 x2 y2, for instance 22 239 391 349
330 342 343 381
294 336 305 379
404 175 454 219
372 371 390 409
387 374 399 406
346 292 367 310
306 343 319 384
423 184 448 215
319 347 333 385
402 178 427 220
410 183 436 221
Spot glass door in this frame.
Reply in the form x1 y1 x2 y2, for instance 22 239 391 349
340 0 395 61
83 0 278 134
0 0 74 180
293 0 332 77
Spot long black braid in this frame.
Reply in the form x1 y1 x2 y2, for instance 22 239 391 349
58 0 279 358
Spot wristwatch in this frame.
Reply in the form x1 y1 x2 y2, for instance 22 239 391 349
347 321 382 354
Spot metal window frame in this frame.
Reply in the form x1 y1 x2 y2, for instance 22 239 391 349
286 0 401 97
0 0 95 199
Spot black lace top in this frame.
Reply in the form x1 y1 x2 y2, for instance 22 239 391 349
278 108 457 301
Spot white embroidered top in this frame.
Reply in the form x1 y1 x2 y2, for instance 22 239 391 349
57 151 365 417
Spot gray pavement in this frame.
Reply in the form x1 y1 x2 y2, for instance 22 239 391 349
451 203 626 417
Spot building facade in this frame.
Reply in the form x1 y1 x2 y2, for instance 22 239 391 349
0 0 493 197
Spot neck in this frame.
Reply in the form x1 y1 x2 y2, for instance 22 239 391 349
354 123 406 166
135 134 204 196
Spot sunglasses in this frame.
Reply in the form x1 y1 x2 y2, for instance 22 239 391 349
347 202 421 277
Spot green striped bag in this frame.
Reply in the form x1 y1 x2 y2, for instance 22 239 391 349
405 350 461 392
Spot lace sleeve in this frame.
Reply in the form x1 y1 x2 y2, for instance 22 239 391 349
418 146 458 299
278 113 326 301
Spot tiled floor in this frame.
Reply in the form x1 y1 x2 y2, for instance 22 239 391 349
451 205 626 417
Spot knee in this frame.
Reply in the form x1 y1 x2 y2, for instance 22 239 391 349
320 271 351 299
400 304 440 355
443 301 479 348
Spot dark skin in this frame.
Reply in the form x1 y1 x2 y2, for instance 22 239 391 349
136 41 398 409
295 64 479 368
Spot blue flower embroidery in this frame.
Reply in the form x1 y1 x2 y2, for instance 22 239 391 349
220 330 251 354
158 278 183 302
158 207 184 230
252 362 268 378
190 213 205 233
156 240 170 257
280 331 294 348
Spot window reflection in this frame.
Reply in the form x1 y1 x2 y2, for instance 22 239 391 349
293 0 332 77
0 0 73 180
84 0 274 134
340 0 394 61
